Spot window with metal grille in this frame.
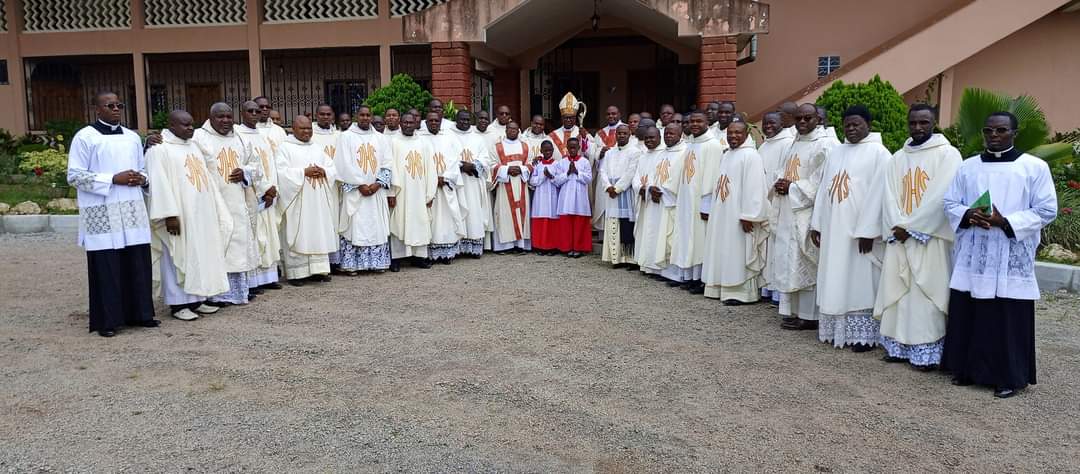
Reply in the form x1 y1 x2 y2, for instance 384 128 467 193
818 56 840 78
0 60 8 85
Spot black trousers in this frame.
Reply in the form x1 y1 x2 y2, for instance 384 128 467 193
942 290 1036 390
86 244 155 332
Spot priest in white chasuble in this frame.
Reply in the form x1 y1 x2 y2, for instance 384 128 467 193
521 115 550 162
490 121 533 252
309 104 343 270
874 104 962 370
599 124 640 267
489 105 512 139
710 101 756 149
450 110 492 257
942 112 1057 399
424 112 467 263
590 105 625 230
473 110 500 150
769 103 839 330
333 105 392 274
147 111 232 322
632 126 673 276
388 112 438 270
383 108 402 137
661 122 708 293
234 101 283 290
254 96 287 154
758 111 795 303
701 120 769 304
191 103 260 306
275 116 338 285
808 106 889 350
548 92 591 161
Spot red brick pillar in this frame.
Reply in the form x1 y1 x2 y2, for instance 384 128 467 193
493 68 521 121
698 36 738 108
431 42 473 110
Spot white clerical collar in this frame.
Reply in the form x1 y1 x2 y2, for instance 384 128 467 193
986 146 1015 158
315 125 335 133
239 123 258 132
98 119 121 131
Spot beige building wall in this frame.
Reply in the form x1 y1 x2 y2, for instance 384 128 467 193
736 0 953 117
948 10 1080 132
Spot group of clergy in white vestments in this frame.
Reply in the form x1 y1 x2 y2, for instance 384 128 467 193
69 89 1056 398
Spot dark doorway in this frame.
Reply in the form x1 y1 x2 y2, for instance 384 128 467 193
185 83 223 125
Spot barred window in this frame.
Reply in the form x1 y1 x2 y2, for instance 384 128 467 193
817 56 840 78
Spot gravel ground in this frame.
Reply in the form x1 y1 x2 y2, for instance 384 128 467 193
1 232 1079 472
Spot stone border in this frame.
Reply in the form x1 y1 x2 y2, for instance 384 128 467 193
1035 262 1080 293
0 215 79 234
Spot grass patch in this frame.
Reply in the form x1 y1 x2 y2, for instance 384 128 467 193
0 184 74 209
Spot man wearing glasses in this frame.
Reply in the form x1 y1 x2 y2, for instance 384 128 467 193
66 92 159 337
941 112 1058 398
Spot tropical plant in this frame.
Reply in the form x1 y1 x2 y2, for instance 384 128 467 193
18 148 69 186
44 119 84 151
152 110 169 130
951 88 1050 158
1043 183 1080 252
443 100 465 120
815 75 909 152
363 74 434 118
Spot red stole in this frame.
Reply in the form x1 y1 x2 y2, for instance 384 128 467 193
494 142 532 240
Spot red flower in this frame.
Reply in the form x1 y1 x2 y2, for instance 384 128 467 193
1068 180 1080 190
33 167 43 176
1064 208 1074 215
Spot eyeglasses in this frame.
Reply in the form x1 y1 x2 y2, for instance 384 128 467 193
982 126 1013 135
103 102 125 110
245 108 260 113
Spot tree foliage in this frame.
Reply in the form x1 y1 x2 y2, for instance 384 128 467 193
363 74 434 118
815 75 908 152
953 87 1050 158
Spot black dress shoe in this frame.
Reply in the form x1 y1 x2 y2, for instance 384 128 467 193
249 287 265 295
247 292 258 301
781 319 818 331
688 284 705 295
414 259 433 269
261 282 283 290
722 299 748 306
137 319 161 328
288 279 306 287
912 364 938 372
98 329 116 337
781 316 798 323
389 260 401 272
626 264 639 271
993 388 1020 399
882 355 907 363
666 280 683 287
951 378 973 386
205 301 234 307
850 343 873 353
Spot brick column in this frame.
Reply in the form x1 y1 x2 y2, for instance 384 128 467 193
431 42 473 110
493 68 521 121
698 36 738 108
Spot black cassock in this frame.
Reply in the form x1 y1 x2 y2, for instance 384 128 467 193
942 290 1037 390
86 244 155 332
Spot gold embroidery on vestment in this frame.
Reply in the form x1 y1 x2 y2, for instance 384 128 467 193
185 154 209 192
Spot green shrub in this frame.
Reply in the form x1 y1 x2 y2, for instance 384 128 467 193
44 119 83 151
18 149 69 186
17 143 49 155
363 74 434 118
1044 184 1080 252
815 75 909 152
152 110 169 130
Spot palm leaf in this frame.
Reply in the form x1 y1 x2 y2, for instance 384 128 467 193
955 87 1051 157
1029 142 1075 166
1008 94 1050 152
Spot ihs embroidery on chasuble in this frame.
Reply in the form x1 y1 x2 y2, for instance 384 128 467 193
256 147 271 176
717 175 731 203
655 159 671 186
405 151 424 179
461 148 475 163
829 170 851 204
357 143 377 174
640 175 648 189
901 166 930 215
784 155 801 182
185 154 209 192
434 153 447 175
683 151 696 184
323 145 336 161
216 148 240 177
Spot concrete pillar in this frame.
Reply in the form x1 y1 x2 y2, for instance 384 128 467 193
4 0 28 133
938 67 955 126
246 0 263 97
493 68 520 122
430 42 472 109
131 0 148 132
698 36 738 109
379 44 391 87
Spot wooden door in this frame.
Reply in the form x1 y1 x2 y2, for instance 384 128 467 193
185 83 222 125
31 81 84 129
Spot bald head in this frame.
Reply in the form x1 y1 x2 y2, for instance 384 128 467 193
168 110 195 140
292 115 313 142
795 103 820 136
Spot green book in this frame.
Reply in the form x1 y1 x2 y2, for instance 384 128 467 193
971 190 992 213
